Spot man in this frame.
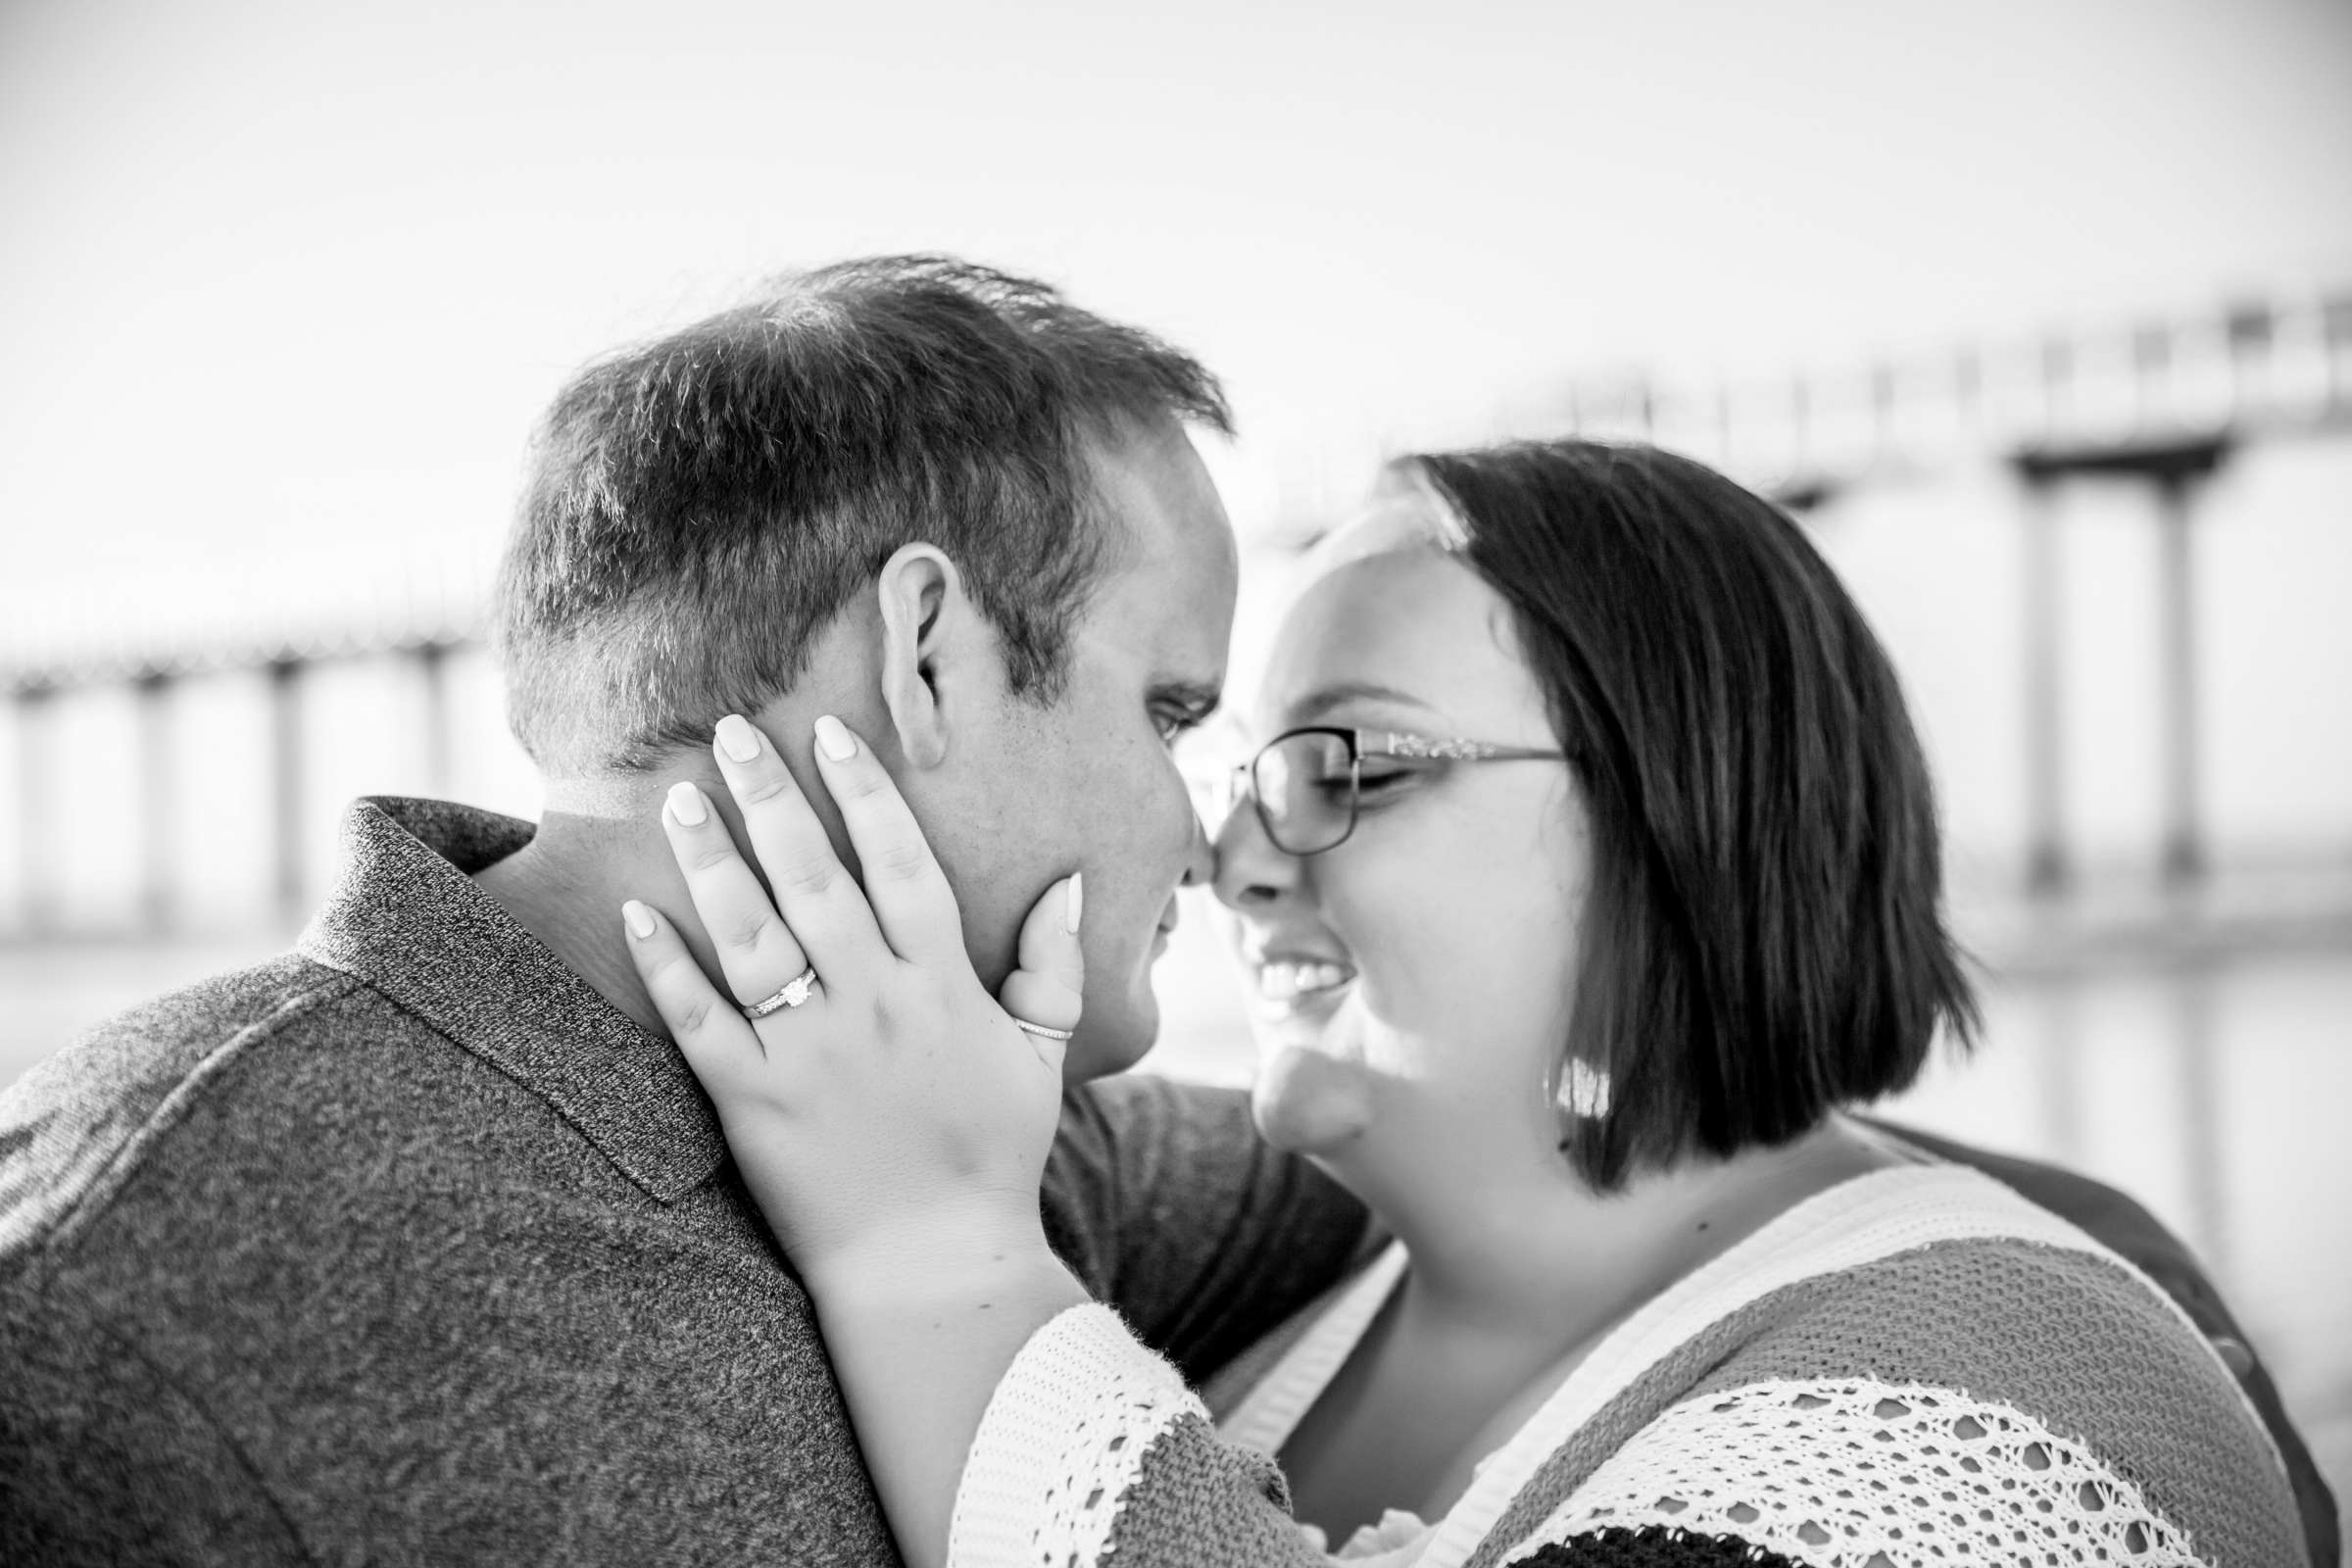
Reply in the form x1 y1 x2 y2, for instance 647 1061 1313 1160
0 257 1367 1564
0 256 2331 1566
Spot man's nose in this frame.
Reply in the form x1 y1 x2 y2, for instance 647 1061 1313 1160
1177 804 1217 889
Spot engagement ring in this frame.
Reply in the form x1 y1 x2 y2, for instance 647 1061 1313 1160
742 965 819 1019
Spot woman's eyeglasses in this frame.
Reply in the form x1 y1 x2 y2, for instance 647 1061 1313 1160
1195 726 1566 856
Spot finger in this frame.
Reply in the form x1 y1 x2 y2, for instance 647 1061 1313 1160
999 873 1085 1052
660 779 817 1009
808 714 965 964
702 715 889 978
621 898 761 1077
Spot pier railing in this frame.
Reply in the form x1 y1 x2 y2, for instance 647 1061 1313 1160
1554 288 2352 900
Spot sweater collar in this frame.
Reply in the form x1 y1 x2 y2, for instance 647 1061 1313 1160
296 796 724 1203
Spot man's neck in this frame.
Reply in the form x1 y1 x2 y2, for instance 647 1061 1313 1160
472 795 700 1038
480 694 876 1040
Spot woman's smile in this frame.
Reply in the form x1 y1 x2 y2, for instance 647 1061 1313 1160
1249 953 1359 1017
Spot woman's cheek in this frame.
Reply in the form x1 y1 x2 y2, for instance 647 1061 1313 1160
1350 880 1478 1032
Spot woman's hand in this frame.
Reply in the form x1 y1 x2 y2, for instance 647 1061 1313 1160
621 710 1094 1567
619 711 1085 1296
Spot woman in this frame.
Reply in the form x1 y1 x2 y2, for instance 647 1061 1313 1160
622 440 2307 1567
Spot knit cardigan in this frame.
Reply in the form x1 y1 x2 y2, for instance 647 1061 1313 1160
945 1163 2309 1568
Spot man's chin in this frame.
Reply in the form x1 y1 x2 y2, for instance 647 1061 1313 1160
1060 995 1158 1083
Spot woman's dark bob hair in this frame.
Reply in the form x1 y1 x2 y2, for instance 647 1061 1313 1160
1400 439 1978 1192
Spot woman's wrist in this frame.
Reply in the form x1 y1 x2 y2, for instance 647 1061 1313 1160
799 1205 1084 1322
797 1207 1092 1568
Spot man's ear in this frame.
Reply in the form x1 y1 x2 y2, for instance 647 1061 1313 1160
874 542 965 770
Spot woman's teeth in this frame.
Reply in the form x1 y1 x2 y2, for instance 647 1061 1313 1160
1258 961 1354 1002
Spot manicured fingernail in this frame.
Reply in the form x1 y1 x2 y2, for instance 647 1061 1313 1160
813 714 857 761
1065 872 1084 935
666 780 710 826
715 713 762 763
622 900 657 940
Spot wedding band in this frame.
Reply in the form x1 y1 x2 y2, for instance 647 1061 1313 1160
742 965 819 1019
1012 1017 1074 1042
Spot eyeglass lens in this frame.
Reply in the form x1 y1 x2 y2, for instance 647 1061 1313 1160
1251 730 1355 854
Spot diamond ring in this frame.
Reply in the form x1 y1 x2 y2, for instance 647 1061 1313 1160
742 965 819 1019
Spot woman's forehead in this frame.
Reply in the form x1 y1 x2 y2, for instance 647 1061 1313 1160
1257 545 1534 728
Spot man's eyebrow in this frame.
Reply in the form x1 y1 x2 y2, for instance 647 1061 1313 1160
1289 680 1438 726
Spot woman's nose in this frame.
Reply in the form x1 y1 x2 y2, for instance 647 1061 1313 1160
1209 789 1299 910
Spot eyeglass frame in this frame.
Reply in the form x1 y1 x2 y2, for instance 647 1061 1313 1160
1206 725 1568 857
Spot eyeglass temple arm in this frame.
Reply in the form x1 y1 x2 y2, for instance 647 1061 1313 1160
1374 733 1566 762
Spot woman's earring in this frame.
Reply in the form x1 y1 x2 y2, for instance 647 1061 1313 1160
1552 1057 1613 1122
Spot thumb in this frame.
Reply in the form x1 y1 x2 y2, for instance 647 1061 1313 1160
999 873 1085 1051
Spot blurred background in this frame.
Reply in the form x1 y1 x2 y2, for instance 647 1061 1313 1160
4 0 2348 1511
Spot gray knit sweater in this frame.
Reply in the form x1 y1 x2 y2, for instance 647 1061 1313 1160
0 798 1369 1566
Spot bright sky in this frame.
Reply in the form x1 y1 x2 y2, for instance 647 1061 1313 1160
3 0 2349 662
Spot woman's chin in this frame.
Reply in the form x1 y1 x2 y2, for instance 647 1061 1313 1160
1250 1041 1377 1154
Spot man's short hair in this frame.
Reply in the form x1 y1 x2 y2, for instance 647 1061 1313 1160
1402 439 1980 1191
496 255 1232 774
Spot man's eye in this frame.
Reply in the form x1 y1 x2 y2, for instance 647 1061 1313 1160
1153 708 1206 745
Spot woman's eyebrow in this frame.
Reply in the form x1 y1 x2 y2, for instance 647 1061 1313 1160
1287 681 1439 726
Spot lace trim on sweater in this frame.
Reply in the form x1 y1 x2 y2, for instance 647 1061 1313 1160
951 1303 1205 1568
1518 1376 2204 1568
